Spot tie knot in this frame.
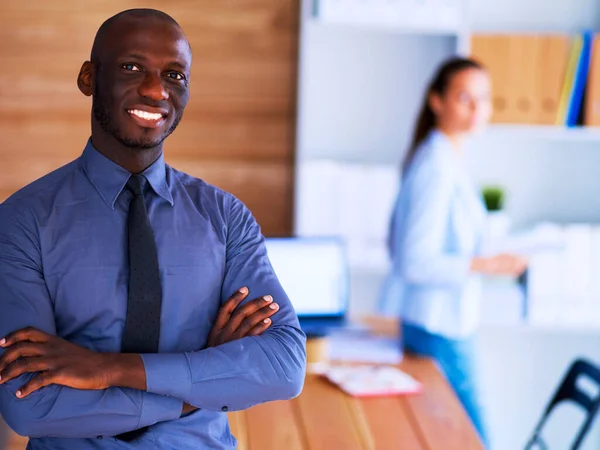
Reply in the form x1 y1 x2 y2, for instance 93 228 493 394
127 175 147 196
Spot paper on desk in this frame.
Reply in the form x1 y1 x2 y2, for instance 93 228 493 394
323 364 421 397
327 332 403 365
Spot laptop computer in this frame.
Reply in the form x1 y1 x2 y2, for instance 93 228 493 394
264 236 350 337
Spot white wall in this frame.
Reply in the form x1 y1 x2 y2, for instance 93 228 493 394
466 136 600 229
300 25 457 164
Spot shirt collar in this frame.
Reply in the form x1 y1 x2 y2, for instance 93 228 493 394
80 138 174 209
428 128 454 150
427 129 463 167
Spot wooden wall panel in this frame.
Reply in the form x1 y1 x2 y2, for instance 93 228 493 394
0 0 299 236
169 159 294 236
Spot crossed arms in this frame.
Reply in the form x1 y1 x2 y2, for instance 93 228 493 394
0 201 306 438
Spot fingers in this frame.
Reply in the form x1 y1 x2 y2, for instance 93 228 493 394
0 327 50 348
226 295 278 334
245 318 273 337
213 287 249 330
0 342 45 373
233 302 279 338
16 371 57 398
0 357 49 385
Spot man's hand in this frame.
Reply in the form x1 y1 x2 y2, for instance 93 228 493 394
0 327 132 398
181 287 279 416
207 287 279 348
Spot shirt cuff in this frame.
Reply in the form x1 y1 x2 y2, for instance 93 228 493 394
141 353 192 402
139 392 182 428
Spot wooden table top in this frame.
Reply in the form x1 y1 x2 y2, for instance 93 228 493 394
229 354 483 450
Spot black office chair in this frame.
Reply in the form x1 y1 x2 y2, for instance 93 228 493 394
524 358 600 450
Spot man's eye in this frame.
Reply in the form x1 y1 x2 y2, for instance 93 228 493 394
167 72 185 81
122 64 141 72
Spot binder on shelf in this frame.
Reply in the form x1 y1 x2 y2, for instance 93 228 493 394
535 35 571 125
470 34 512 123
506 35 539 124
565 30 594 127
584 33 600 126
556 35 582 125
472 32 598 127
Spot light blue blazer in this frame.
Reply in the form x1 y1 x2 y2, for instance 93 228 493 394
379 130 487 338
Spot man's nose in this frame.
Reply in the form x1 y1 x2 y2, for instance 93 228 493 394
138 72 168 102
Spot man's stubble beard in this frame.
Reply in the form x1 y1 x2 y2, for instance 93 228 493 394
92 82 182 150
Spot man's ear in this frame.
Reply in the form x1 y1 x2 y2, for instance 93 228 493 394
77 61 94 97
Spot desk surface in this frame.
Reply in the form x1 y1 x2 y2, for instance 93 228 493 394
229 354 483 450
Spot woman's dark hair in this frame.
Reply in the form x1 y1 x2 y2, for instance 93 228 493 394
402 57 485 173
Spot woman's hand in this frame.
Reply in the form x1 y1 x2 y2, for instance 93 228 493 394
471 254 528 277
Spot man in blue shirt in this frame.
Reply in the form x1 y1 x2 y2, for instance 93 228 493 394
0 8 306 449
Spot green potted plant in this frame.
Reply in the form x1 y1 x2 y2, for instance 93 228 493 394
481 185 511 241
482 186 504 212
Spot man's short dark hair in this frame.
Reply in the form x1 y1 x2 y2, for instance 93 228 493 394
90 9 183 63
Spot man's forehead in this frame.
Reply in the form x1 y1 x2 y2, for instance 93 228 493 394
98 18 191 66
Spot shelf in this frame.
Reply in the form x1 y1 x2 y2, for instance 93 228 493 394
482 321 600 335
306 18 462 37
484 124 600 142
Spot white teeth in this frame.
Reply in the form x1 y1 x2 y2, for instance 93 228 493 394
129 109 162 121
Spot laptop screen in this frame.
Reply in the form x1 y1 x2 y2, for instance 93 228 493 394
264 237 348 317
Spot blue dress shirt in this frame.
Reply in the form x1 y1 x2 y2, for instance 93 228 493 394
0 139 306 449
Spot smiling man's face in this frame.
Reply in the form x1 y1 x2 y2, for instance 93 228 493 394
91 17 192 150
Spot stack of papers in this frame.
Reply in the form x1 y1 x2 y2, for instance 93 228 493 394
327 332 402 365
526 224 600 327
323 365 422 397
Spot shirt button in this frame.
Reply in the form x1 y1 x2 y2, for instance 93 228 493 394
221 406 228 412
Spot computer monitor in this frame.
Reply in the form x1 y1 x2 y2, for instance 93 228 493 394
264 237 349 320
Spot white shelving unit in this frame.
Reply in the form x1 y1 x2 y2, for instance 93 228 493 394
294 0 600 239
293 1 600 449
304 18 468 47
306 18 463 36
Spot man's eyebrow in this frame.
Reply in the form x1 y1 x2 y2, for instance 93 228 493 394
120 54 189 72
122 53 148 61
168 61 189 71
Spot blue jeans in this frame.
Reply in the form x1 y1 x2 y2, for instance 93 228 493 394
402 322 488 448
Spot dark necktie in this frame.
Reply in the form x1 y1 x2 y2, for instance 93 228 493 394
116 174 163 442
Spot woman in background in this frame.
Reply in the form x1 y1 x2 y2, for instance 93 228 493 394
379 57 527 446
